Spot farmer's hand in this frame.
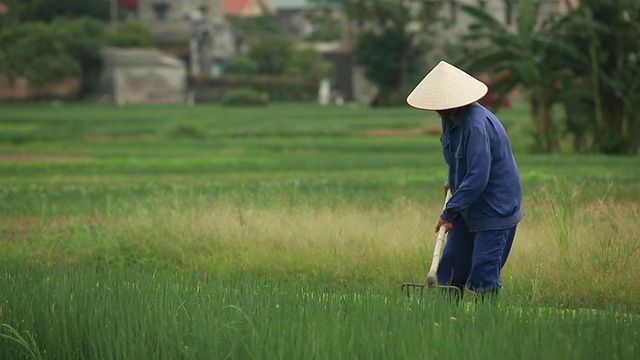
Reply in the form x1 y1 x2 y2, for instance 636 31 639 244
444 181 450 196
435 218 454 233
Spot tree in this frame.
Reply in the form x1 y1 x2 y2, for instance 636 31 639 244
1 0 110 23
0 21 82 85
460 0 584 153
248 35 295 75
226 55 259 76
0 16 106 92
286 48 332 80
561 0 640 154
53 17 106 93
243 35 332 80
0 1 110 94
304 11 342 42
316 0 442 106
461 0 640 154
355 26 412 106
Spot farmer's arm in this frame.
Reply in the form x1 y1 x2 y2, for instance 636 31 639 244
440 126 491 223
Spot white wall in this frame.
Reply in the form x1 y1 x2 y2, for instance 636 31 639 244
114 66 187 104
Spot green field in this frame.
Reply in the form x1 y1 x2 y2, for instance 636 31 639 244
1 102 639 359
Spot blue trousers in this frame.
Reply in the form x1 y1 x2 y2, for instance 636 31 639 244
437 218 517 292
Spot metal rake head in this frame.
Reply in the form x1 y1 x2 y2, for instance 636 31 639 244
400 282 462 300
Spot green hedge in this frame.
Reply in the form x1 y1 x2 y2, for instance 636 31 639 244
221 87 268 107
192 75 318 102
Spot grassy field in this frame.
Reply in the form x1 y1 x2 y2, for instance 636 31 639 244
0 101 639 359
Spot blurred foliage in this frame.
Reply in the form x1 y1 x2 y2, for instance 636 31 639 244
248 35 295 76
243 34 332 80
53 17 107 94
317 0 442 106
286 48 333 80
460 0 640 155
561 0 640 155
228 15 282 33
221 87 268 107
251 77 316 101
0 0 110 27
355 27 413 107
225 55 259 76
0 20 90 85
105 20 154 48
461 0 577 153
0 14 155 95
304 12 342 42
195 75 318 102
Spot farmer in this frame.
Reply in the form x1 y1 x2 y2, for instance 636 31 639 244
406 61 523 301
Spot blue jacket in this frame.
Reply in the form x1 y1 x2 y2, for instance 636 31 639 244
440 102 523 232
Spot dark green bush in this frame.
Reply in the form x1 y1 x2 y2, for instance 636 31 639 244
221 88 268 107
193 75 317 102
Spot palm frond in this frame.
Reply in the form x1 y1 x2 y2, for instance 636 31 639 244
460 4 510 37
516 0 543 42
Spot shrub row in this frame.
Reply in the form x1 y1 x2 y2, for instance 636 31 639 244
192 75 318 102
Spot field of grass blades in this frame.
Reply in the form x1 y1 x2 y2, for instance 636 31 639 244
0 265 637 360
1 102 639 358
1 184 639 312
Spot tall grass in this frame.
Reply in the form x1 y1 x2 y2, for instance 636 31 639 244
0 264 637 359
2 183 639 312
510 183 640 311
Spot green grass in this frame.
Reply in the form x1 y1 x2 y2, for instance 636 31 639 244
0 265 637 360
0 101 639 358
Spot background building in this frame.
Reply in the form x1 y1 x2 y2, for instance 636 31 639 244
99 47 188 104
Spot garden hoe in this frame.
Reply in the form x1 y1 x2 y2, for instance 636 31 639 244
400 190 461 299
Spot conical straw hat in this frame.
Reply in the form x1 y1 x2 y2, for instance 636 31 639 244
406 61 488 110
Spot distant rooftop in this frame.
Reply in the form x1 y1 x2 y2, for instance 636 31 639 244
224 0 275 15
269 0 310 10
